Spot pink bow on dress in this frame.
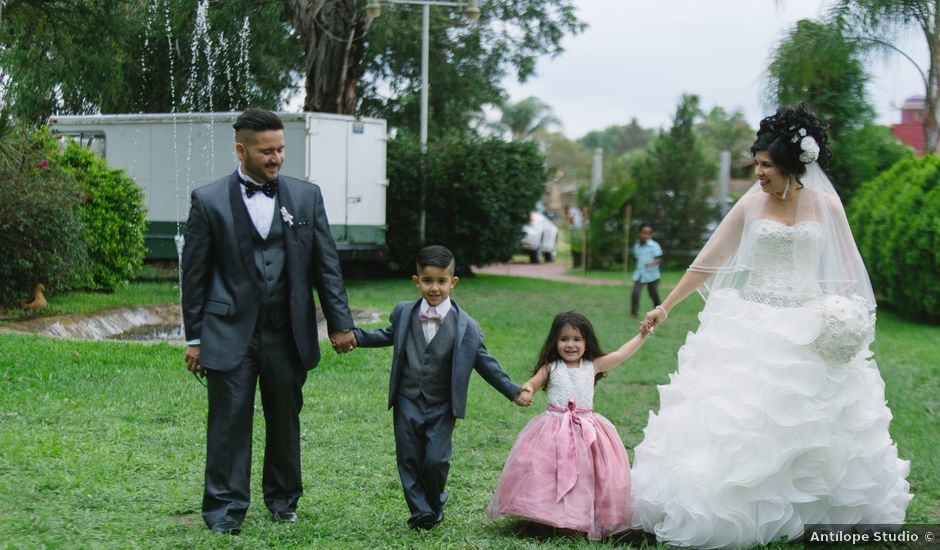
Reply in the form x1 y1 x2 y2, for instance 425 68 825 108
548 397 597 502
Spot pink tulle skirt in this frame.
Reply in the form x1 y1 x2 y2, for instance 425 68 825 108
486 408 632 540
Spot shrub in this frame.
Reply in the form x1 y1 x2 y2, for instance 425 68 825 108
58 140 146 290
847 155 940 319
386 134 547 274
828 123 914 204
0 128 89 307
575 155 636 269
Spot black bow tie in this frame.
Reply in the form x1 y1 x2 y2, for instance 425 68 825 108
242 179 277 198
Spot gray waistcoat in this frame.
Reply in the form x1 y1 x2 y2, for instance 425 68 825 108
399 309 457 403
248 198 289 327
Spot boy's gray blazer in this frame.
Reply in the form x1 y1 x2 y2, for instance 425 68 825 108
353 299 521 419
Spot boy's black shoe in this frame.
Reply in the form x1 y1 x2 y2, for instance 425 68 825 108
209 517 242 535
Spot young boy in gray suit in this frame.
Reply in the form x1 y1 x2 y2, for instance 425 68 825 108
352 245 528 529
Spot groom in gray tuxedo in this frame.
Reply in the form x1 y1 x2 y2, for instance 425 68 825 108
181 109 357 535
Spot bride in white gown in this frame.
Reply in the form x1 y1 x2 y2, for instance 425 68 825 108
630 105 912 549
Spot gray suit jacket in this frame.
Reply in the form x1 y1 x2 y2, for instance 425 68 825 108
353 299 521 419
181 171 353 371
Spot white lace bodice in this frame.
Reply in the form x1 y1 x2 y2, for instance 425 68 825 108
741 219 823 308
546 359 595 410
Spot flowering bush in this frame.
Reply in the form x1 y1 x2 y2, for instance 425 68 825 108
0 128 89 307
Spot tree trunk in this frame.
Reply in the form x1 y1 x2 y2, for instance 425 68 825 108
927 9 940 154
288 0 370 114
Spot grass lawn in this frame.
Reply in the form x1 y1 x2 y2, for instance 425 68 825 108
0 275 937 549
562 267 685 288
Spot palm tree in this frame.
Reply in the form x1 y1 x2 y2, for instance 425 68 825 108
826 1 940 153
497 96 561 140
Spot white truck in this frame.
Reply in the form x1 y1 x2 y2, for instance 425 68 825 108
48 112 388 261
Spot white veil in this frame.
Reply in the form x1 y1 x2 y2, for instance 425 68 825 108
688 162 876 311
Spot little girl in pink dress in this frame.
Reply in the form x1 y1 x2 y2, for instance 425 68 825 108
487 310 648 540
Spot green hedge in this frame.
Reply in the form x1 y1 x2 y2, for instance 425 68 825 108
828 123 914 204
848 155 940 319
0 129 89 307
59 140 146 290
386 134 547 274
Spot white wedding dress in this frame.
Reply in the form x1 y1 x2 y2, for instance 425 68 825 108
631 219 912 549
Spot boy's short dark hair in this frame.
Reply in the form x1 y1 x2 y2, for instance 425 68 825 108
233 109 284 139
638 223 654 232
416 245 455 274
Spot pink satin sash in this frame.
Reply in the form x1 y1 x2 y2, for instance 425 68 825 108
548 398 597 502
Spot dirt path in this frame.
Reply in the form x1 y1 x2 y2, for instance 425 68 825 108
474 262 628 286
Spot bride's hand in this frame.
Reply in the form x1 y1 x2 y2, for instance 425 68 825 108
642 306 667 333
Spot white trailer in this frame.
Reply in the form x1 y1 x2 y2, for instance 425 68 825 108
48 112 388 261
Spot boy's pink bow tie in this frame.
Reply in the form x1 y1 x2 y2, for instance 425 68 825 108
419 310 443 323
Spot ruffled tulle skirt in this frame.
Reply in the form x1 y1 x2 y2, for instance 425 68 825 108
487 409 632 540
631 289 912 549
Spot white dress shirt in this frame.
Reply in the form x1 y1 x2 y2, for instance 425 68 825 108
419 297 452 343
238 166 276 239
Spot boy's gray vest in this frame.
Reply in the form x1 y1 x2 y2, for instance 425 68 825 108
399 309 457 403
248 197 289 328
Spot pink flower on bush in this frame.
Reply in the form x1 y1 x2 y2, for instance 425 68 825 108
82 194 91 204
37 160 49 168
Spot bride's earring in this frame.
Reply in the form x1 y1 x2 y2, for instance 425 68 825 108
781 177 791 199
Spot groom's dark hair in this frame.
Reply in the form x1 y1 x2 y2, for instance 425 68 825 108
234 109 284 143
416 245 455 275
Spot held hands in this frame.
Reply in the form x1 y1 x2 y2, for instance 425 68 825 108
330 331 357 354
513 384 535 407
185 345 205 377
641 305 668 335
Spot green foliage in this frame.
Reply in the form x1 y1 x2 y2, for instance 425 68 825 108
575 157 636 269
578 118 654 159
829 123 915 203
848 156 940 319
541 131 592 186
0 129 88 307
386 134 547 274
59 142 147 291
766 19 874 141
359 0 585 136
695 106 754 180
827 0 939 152
631 95 718 260
0 0 302 125
495 96 560 140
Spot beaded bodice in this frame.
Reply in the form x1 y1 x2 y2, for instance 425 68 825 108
546 359 595 411
741 219 822 308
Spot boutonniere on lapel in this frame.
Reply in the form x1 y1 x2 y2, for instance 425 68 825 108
280 206 294 228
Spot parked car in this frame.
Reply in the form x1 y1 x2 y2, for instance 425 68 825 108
521 211 558 263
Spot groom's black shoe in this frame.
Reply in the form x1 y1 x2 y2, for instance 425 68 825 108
412 511 444 530
271 511 298 523
408 512 432 530
209 517 242 535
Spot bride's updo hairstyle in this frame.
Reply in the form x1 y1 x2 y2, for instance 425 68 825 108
750 104 831 177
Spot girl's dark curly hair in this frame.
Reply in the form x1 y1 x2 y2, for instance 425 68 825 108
533 310 606 387
750 103 831 177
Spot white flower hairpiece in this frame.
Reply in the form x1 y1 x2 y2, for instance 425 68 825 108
798 135 820 164
787 127 819 163
280 206 294 227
